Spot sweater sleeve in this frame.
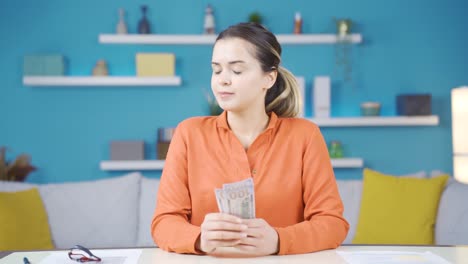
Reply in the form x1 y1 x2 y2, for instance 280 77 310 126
275 126 349 255
151 121 203 254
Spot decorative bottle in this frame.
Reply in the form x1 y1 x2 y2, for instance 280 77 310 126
204 4 215 34
138 5 151 34
116 8 128 34
294 12 302 34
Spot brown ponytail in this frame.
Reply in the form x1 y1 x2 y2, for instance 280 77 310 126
265 66 302 117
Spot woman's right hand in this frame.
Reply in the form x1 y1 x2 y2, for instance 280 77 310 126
197 213 248 254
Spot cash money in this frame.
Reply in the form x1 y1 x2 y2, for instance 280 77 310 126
214 178 256 219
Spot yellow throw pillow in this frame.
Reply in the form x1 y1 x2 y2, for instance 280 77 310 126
0 188 54 250
353 168 449 245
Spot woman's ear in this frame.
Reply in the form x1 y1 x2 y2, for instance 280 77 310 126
264 70 277 90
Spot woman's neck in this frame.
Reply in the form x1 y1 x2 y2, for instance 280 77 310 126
227 110 270 150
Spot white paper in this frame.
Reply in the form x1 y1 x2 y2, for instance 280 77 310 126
38 249 141 264
337 251 451 264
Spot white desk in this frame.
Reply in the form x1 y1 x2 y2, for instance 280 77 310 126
1 245 467 264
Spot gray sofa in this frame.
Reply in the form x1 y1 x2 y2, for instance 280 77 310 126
1 171 467 249
0 172 160 249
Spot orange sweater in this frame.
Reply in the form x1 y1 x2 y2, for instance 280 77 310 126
151 112 349 255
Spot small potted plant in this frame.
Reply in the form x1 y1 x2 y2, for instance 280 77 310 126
334 18 354 83
335 18 352 38
0 147 36 182
248 12 263 24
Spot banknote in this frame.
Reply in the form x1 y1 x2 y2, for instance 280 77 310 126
214 178 255 219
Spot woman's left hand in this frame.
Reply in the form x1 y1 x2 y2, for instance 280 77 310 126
233 218 279 256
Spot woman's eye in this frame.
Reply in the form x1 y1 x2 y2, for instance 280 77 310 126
213 70 221 75
233 71 242 75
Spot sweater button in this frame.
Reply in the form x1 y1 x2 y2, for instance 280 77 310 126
252 169 257 175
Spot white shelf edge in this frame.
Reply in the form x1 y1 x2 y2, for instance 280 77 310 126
100 34 217 45
100 158 363 171
277 34 362 44
99 34 362 45
100 160 165 171
331 158 364 168
307 116 439 127
23 76 182 86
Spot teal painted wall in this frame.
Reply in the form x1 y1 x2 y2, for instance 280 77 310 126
1 0 467 183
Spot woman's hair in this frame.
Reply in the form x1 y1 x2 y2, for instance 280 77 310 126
216 22 302 118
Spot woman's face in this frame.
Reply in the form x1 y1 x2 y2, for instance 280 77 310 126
211 38 276 114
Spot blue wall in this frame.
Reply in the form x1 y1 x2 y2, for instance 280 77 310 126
1 0 467 183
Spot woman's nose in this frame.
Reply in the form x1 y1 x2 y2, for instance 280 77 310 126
218 73 231 86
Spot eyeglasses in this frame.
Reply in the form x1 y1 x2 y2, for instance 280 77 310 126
68 245 101 262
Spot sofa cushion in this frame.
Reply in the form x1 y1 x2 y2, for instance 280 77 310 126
0 181 37 192
39 172 142 249
137 177 160 247
353 169 448 244
0 188 54 250
336 180 362 244
336 170 427 244
435 179 468 245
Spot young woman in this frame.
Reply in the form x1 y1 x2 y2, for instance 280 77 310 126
151 22 349 257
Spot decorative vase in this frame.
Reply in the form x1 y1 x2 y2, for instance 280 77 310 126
203 4 215 34
138 5 151 34
116 8 128 34
92 60 109 76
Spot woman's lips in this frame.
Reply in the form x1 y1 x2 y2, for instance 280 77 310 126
218 92 234 99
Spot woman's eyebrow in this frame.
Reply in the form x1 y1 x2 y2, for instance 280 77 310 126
211 60 246 65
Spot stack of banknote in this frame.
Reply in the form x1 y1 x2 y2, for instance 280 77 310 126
214 178 256 219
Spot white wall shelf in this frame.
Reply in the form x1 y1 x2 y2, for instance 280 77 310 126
23 76 181 87
331 158 364 168
100 158 363 171
307 116 439 127
99 34 362 45
100 160 165 171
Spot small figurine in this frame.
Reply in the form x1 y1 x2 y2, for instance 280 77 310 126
203 4 215 34
138 5 151 34
116 8 128 34
92 60 109 76
294 12 302 34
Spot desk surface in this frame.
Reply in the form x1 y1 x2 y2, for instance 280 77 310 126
1 245 468 264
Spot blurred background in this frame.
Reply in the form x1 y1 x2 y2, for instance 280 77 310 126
1 0 467 183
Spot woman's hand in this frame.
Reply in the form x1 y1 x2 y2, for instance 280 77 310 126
196 213 248 254
233 218 279 256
